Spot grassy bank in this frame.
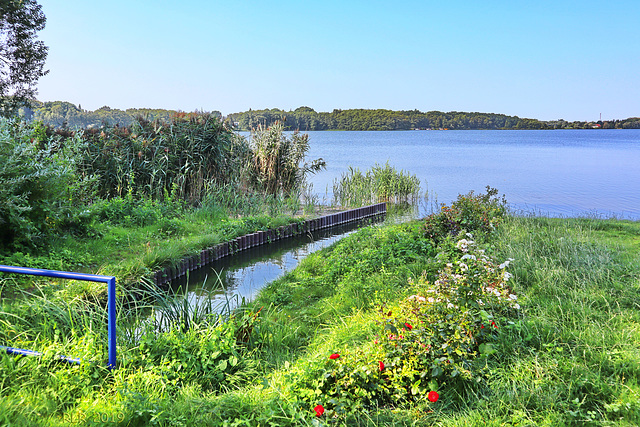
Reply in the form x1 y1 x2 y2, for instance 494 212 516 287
1 188 638 425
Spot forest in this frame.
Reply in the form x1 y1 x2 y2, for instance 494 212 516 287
19 101 221 129
228 107 640 131
21 102 640 131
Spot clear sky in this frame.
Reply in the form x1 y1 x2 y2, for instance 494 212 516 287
36 0 639 121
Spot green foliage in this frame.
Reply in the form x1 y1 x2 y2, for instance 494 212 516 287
229 108 556 131
24 100 222 128
302 234 519 413
0 0 48 117
246 121 326 196
229 107 639 131
80 113 243 203
89 192 184 227
0 119 95 250
423 186 507 242
131 321 250 393
332 162 421 206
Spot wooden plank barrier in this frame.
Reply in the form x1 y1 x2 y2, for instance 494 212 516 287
154 202 387 286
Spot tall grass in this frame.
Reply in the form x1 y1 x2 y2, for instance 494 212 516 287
1 202 639 424
246 121 326 196
481 215 640 425
332 161 421 207
79 113 245 203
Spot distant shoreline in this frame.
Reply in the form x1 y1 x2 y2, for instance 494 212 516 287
21 101 640 131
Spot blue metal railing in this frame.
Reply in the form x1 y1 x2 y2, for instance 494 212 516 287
0 265 117 369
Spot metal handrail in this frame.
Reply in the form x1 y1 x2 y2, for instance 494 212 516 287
0 265 117 369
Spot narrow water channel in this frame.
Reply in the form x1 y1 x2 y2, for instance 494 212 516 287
164 216 386 317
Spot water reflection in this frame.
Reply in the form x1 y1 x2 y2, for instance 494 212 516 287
165 216 386 316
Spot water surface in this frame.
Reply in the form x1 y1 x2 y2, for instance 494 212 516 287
298 129 640 219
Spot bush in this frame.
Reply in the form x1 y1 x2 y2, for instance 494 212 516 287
90 193 183 227
296 233 520 414
0 119 95 250
423 186 507 242
78 113 244 203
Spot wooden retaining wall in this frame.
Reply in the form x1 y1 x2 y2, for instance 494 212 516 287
153 202 387 287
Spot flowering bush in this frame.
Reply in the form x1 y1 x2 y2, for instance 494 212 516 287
308 233 520 413
423 186 507 242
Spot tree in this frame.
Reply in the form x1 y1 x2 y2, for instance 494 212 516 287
0 0 48 118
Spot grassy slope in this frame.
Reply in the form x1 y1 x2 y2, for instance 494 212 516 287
1 216 639 426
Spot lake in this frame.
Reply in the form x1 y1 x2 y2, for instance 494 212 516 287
296 129 640 219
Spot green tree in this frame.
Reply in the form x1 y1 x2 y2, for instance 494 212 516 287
0 0 49 118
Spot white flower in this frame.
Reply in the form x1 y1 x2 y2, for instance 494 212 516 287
514 303 521 309
459 262 469 272
499 260 510 269
466 232 474 239
456 239 471 252
503 272 513 281
427 297 435 303
477 299 485 306
408 294 426 302
508 294 518 300
461 254 476 261
493 289 501 297
447 303 454 309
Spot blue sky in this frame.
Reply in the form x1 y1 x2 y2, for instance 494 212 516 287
37 0 639 121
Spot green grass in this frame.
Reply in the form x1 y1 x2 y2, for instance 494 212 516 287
0 199 304 300
1 212 639 426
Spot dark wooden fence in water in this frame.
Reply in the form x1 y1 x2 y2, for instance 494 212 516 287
153 202 387 287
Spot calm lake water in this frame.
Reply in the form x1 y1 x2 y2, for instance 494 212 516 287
297 129 640 219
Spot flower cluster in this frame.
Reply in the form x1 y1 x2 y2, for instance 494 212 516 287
309 232 518 417
313 346 439 417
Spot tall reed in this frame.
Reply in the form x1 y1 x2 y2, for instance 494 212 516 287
246 122 325 196
78 113 245 204
332 162 421 207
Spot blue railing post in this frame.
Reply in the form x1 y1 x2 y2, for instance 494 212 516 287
0 265 117 369
107 276 117 369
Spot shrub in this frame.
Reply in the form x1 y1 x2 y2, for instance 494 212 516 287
423 186 507 242
90 193 183 227
0 119 95 250
303 234 519 414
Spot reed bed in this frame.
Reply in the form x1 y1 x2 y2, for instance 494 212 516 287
332 162 421 207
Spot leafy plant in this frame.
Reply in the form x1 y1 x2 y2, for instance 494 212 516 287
423 186 507 242
303 233 518 413
0 119 95 250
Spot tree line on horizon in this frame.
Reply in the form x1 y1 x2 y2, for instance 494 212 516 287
18 101 640 131
227 107 640 131
19 100 222 129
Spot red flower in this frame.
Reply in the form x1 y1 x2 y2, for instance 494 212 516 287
491 321 498 328
481 324 485 329
314 404 324 417
405 323 413 330
329 353 340 360
379 361 385 371
428 391 439 402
